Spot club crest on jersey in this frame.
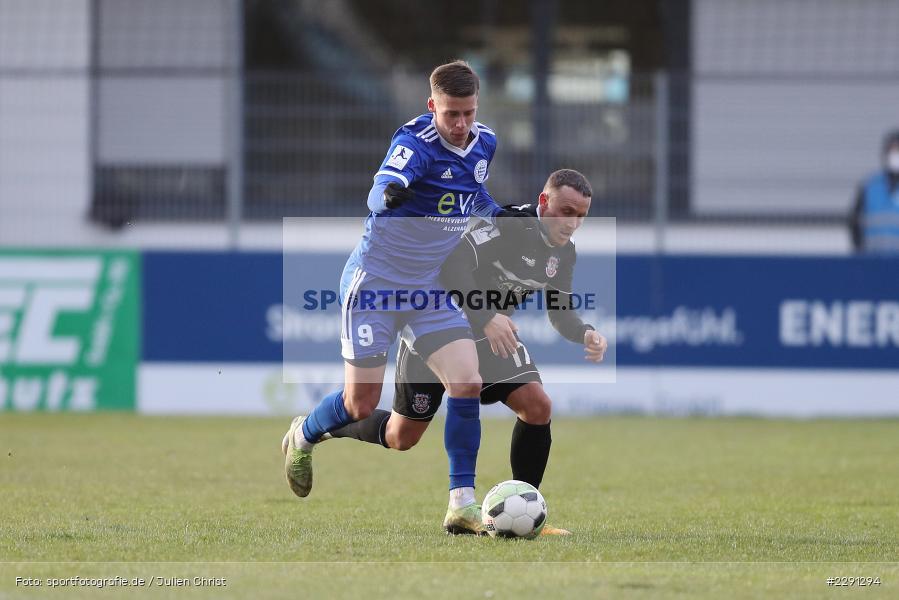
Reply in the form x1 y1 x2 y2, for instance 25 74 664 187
473 159 488 183
386 145 414 170
546 255 559 278
412 393 431 414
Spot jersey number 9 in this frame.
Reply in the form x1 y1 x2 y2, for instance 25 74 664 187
357 324 374 347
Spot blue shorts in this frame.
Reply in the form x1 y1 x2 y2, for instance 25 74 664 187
339 262 471 365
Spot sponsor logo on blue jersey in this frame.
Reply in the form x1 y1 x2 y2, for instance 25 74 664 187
354 114 500 284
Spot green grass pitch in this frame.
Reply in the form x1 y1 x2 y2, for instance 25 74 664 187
1 414 897 598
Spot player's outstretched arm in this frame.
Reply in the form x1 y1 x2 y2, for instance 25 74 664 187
366 179 415 213
546 295 594 341
471 186 503 219
472 189 540 237
367 129 430 213
546 257 603 360
440 237 495 327
583 329 608 363
366 181 390 213
383 182 414 208
547 300 606 362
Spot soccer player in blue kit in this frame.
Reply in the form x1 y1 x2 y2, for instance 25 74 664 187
282 61 520 534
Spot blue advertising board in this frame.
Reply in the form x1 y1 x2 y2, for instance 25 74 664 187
143 252 899 370
143 251 287 362
613 255 899 369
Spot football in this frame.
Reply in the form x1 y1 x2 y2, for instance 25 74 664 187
482 480 547 539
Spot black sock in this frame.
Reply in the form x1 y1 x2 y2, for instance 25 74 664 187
510 418 552 488
329 408 391 448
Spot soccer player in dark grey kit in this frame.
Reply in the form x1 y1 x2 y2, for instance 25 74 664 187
330 169 608 535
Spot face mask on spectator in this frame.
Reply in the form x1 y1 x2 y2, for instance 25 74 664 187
888 151 899 173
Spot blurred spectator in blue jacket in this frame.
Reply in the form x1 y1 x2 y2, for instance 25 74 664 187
850 130 899 253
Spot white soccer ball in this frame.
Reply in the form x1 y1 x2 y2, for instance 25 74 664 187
482 480 547 539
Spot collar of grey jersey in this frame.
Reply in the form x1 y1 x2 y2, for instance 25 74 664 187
426 114 482 159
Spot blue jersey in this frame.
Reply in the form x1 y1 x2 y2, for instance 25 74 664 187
348 113 502 285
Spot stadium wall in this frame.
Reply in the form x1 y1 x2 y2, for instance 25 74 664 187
0 0 91 235
691 0 899 217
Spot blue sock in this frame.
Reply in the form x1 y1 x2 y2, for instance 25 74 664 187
444 396 481 490
302 389 352 443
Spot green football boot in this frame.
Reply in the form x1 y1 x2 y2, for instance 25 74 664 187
443 502 487 536
280 416 330 456
281 416 328 498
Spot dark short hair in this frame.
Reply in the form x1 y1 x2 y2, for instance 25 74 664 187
544 169 593 198
430 60 480 98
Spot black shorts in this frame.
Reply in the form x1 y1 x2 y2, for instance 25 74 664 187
393 335 542 421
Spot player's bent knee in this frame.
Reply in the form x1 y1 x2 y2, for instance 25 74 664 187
345 402 374 421
446 375 482 399
512 385 552 425
389 435 420 451
526 395 552 424
385 424 425 451
342 386 381 421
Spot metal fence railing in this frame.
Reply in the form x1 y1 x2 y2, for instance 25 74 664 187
242 70 664 221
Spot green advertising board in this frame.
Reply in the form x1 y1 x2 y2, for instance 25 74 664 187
0 250 140 411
